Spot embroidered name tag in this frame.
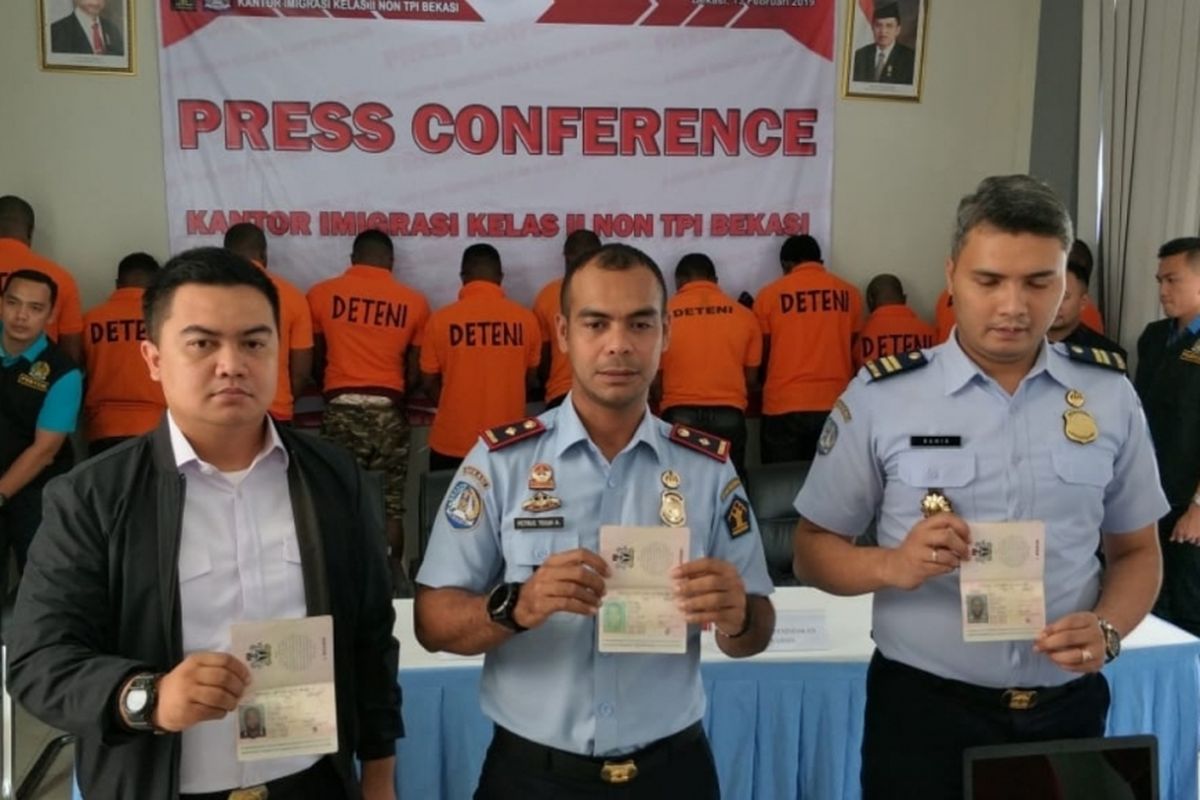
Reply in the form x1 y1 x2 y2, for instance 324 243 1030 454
515 517 565 530
910 435 962 448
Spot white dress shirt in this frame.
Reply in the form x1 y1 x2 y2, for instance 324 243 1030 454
169 413 319 793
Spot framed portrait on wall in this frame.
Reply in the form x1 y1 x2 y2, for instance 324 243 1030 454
39 0 135 75
842 0 928 101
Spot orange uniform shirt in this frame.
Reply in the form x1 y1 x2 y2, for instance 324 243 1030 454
661 281 762 411
532 277 572 402
253 262 313 421
81 287 165 440
1080 302 1105 334
854 304 937 368
420 281 541 457
0 238 83 342
753 262 864 414
308 264 430 398
935 289 955 343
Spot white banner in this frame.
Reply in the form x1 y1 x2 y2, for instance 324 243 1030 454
157 0 836 307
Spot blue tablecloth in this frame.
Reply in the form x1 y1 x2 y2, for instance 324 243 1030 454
396 642 1200 800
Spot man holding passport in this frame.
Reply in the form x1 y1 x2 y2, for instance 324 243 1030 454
415 243 775 799
8 248 400 799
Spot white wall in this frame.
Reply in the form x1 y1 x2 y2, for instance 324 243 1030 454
0 0 1040 319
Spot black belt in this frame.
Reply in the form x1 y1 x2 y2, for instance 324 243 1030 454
180 759 332 800
876 651 1096 711
491 722 704 785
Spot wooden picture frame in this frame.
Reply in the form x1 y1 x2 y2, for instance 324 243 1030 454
39 0 135 75
842 0 927 101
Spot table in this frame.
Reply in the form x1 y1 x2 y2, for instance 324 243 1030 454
393 588 1200 799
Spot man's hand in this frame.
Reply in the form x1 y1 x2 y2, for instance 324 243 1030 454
1034 612 1106 674
361 756 396 800
881 512 971 591
672 558 746 635
512 548 609 629
1171 506 1200 545
152 652 252 732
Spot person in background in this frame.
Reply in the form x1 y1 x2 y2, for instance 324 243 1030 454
533 229 602 409
854 274 936 368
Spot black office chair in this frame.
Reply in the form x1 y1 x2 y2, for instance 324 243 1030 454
414 469 456 578
743 461 811 586
1 597 75 800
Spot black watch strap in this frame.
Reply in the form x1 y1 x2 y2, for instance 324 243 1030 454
120 672 162 732
487 582 527 633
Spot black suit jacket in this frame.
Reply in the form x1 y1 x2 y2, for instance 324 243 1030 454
50 13 124 56
8 420 401 799
852 43 915 84
1135 319 1200 508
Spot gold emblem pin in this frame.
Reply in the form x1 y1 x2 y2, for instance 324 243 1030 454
660 490 686 527
921 489 953 518
1065 389 1085 409
661 470 681 490
522 492 562 513
528 463 555 491
1063 409 1098 444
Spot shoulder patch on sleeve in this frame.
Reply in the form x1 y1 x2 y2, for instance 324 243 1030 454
668 424 730 462
725 496 752 538
1063 344 1127 373
481 417 546 450
864 350 929 382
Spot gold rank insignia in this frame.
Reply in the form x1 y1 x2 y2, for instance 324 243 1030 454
1063 409 1098 444
667 424 730 462
1181 341 1200 365
661 470 681 490
522 491 562 513
483 417 546 450
1065 389 1085 408
660 490 686 527
29 361 50 381
921 489 953 518
863 350 929 382
528 463 555 490
1063 345 1127 373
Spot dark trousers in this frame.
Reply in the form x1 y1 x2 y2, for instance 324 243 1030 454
475 724 719 800
181 757 344 800
429 449 464 473
87 436 130 457
1154 505 1200 636
760 410 828 463
861 651 1110 800
660 405 747 478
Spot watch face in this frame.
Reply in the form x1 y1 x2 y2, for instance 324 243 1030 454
126 688 149 714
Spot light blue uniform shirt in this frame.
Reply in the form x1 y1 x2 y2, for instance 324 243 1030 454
0 327 82 434
794 337 1168 688
418 395 773 755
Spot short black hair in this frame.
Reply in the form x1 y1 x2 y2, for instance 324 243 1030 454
0 195 35 239
143 247 280 343
865 273 905 310
563 229 602 265
117 252 161 287
3 269 57 308
352 229 394 266
780 235 821 266
461 243 503 281
1158 237 1200 262
675 253 717 283
560 243 667 316
223 223 268 262
874 3 901 22
951 175 1073 259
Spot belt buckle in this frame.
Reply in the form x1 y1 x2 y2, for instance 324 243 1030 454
1003 689 1037 710
229 787 269 800
600 760 638 784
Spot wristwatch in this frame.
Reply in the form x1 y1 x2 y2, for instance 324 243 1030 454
119 672 162 732
486 582 527 633
1097 618 1121 663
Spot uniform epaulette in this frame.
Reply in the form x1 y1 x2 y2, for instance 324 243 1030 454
1062 344 1127 373
864 350 928 382
481 417 546 450
668 424 730 462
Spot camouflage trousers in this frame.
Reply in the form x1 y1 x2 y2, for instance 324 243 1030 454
321 402 410 521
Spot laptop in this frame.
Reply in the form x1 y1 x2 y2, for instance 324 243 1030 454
964 735 1158 800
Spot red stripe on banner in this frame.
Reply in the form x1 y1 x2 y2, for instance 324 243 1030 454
278 7 326 17
732 2 836 61
639 0 696 27
537 0 650 26
376 4 483 21
326 8 376 18
685 5 741 28
160 0 219 47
